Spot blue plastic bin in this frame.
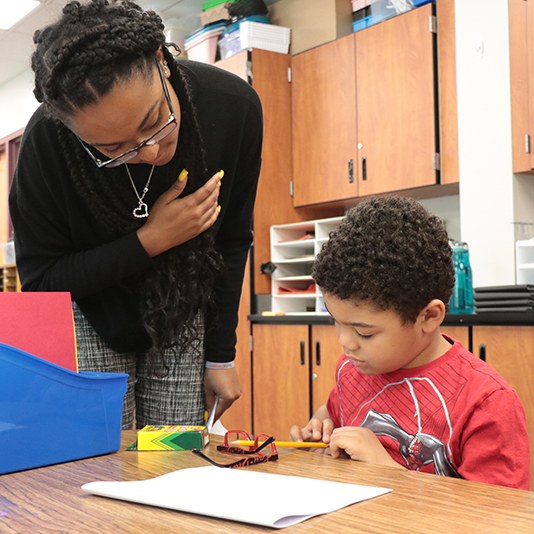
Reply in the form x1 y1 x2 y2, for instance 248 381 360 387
352 15 372 33
0 342 127 475
352 10 393 33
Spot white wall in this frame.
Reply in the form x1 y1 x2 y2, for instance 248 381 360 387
455 0 520 287
419 195 461 242
0 69 38 139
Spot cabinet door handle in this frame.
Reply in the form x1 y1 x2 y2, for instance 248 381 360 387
362 156 367 181
478 344 486 362
300 340 305 365
316 340 321 366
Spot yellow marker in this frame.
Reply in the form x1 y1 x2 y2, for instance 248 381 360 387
229 440 328 448
178 169 188 181
262 311 286 316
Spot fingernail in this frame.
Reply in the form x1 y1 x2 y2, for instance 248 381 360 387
218 180 221 186
179 169 188 181
217 205 221 213
219 169 224 179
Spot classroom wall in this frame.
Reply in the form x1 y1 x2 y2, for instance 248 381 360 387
0 69 38 139
455 0 521 287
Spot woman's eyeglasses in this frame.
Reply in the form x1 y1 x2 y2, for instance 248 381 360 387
192 431 279 469
75 61 177 168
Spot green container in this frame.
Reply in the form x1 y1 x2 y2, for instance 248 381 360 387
202 0 240 11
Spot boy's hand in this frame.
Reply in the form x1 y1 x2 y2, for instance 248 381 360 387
289 404 334 453
329 426 404 469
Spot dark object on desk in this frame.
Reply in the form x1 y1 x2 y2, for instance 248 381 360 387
192 431 278 468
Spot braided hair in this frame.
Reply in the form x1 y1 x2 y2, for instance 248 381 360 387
31 0 223 366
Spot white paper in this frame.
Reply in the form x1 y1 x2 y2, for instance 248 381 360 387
206 396 218 433
82 466 391 529
209 418 228 437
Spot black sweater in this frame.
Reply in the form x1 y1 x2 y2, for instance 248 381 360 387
9 59 263 362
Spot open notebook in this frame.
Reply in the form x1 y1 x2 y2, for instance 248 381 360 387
82 466 391 529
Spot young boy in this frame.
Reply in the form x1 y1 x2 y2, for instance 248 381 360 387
290 196 530 490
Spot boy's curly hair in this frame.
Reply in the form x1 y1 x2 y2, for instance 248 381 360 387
312 196 455 323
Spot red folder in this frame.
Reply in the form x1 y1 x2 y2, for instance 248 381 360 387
0 292 78 372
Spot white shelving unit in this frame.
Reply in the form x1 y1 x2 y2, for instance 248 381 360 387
270 216 345 315
515 239 534 284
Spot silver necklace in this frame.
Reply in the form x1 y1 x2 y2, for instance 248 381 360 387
125 164 155 218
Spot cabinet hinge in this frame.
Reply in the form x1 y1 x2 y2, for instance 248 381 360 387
289 180 294 196
288 67 292 83
429 15 437 34
250 335 253 352
526 134 531 154
246 59 253 82
433 152 441 171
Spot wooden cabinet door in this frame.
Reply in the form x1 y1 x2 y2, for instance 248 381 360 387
508 0 532 173
441 326 470 350
509 0 534 173
252 324 310 439
291 34 358 207
311 324 342 414
356 3 438 195
472 326 534 490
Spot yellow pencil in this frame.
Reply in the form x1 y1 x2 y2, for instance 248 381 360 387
229 440 328 448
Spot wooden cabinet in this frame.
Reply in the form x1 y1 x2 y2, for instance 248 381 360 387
253 323 310 439
509 0 534 174
291 3 440 207
310 324 342 414
356 3 438 195
291 34 358 206
441 325 469 349
252 323 340 439
472 326 534 489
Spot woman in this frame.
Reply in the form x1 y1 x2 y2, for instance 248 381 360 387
9 0 263 429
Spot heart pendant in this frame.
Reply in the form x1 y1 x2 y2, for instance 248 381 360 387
133 202 149 218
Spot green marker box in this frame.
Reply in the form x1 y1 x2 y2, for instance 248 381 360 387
136 425 210 451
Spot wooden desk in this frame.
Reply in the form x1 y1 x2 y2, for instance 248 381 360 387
1 431 533 533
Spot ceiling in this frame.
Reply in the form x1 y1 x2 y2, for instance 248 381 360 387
0 0 280 88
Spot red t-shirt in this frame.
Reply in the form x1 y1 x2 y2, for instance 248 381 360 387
327 336 530 489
